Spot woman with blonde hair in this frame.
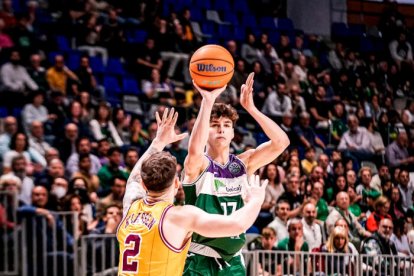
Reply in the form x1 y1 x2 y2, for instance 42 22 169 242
320 226 353 275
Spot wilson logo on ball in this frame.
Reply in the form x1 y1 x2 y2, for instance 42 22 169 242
197 64 227 72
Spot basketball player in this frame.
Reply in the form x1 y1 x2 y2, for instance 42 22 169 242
182 72 290 275
117 108 268 276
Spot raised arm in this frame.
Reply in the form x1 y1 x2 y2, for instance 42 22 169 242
123 108 187 216
238 73 290 174
183 83 227 181
173 175 268 237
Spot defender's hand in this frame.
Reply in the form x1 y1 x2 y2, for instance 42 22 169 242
154 108 188 146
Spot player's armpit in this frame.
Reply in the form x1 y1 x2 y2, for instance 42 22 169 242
182 155 209 182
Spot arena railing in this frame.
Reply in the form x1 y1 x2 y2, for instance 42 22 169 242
0 191 19 276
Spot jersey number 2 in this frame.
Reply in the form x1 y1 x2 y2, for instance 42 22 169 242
122 234 142 272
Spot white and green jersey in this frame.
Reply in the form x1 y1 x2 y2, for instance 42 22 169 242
183 154 248 261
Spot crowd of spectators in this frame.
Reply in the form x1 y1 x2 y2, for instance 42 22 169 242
0 0 414 274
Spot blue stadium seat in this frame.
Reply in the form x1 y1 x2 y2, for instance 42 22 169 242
241 15 257 28
349 24 365 37
268 30 280 45
233 26 246 41
360 37 374 52
233 0 249 14
122 78 141 95
213 0 231 12
260 17 276 30
194 0 211 10
276 18 294 31
126 30 148 44
331 22 349 38
67 51 81 70
12 108 22 119
103 76 121 97
223 13 239 26
48 51 62 64
201 22 216 35
190 8 204 22
106 58 125 75
56 36 71 52
218 25 232 39
0 107 8 118
90 56 105 74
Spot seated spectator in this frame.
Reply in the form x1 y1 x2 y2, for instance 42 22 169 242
370 164 391 192
389 31 413 69
66 137 101 176
261 162 284 213
27 54 48 91
61 194 89 240
21 91 54 134
35 158 65 190
68 177 95 222
74 56 102 100
338 115 375 166
55 123 79 163
401 100 414 134
302 201 323 251
276 218 309 275
113 107 131 143
135 37 163 80
0 18 13 49
142 68 174 103
241 33 260 65
320 226 354 275
46 55 79 95
308 85 331 130
96 138 111 166
386 132 414 169
361 218 398 274
267 199 290 241
89 203 122 234
301 146 317 176
96 175 126 216
390 218 412 256
397 169 413 211
293 111 326 150
334 218 360 254
310 181 329 222
261 83 292 118
28 121 51 157
328 42 345 71
356 167 374 196
366 196 391 233
97 147 128 195
326 175 348 206
89 102 124 147
124 147 139 175
3 132 46 173
0 116 18 158
46 90 68 137
388 186 406 221
50 177 69 202
326 192 371 247
292 34 313 60
290 84 306 116
166 127 188 166
279 174 303 218
250 227 278 275
65 101 92 139
72 153 100 194
277 34 293 62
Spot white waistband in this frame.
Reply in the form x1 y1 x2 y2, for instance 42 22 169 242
189 242 242 259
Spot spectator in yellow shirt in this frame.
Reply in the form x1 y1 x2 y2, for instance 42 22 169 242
46 55 79 95
301 146 318 175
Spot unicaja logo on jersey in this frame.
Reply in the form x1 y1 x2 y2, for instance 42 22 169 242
197 64 226 72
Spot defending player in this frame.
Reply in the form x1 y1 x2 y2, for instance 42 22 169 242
182 73 290 275
117 108 268 276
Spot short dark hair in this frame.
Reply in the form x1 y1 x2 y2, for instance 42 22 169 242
111 175 128 187
108 146 122 156
210 103 239 125
9 132 28 151
141 152 177 192
78 153 90 162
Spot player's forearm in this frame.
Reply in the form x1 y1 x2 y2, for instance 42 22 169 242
228 198 263 233
187 99 214 156
248 106 290 149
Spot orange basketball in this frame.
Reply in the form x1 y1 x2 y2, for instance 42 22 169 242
189 44 234 90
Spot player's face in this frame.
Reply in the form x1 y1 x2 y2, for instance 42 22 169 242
208 117 234 147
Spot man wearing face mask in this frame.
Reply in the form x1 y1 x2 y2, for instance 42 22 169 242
50 177 68 202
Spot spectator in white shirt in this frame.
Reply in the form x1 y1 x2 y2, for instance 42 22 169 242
0 116 18 159
28 121 51 157
302 201 323 251
261 83 292 118
267 199 290 241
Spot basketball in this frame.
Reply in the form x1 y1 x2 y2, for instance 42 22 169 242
189 44 234 90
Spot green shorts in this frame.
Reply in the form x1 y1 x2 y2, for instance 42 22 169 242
183 253 246 276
